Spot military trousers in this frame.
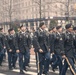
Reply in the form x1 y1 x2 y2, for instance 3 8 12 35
19 52 28 71
61 57 76 75
8 52 17 68
38 52 50 74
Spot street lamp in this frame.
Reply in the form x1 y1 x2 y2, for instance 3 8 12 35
39 0 41 22
65 12 69 21
33 0 42 22
65 0 70 23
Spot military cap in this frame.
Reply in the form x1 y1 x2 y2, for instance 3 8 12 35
52 27 56 30
8 28 14 32
65 24 72 29
49 27 55 31
20 25 24 29
39 22 45 27
0 28 3 31
49 28 52 31
56 26 62 30
73 27 76 30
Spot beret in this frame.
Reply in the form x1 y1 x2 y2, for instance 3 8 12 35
20 25 24 29
52 27 56 30
73 27 76 30
0 28 3 31
65 24 72 29
49 27 56 31
39 22 45 27
8 28 14 32
49 28 52 31
56 26 62 30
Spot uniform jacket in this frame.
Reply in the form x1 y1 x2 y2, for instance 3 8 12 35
16 31 31 53
0 32 5 52
63 31 75 58
53 32 64 55
33 28 49 53
6 34 18 53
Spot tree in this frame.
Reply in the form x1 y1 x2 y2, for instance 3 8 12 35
33 0 76 24
49 19 57 28
33 0 42 22
12 19 21 32
0 0 20 28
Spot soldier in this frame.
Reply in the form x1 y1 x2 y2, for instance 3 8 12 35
6 28 18 70
51 26 64 75
25 29 31 68
61 24 76 75
16 25 31 74
3 33 7 61
49 27 57 53
73 27 76 59
0 28 6 66
49 27 58 72
33 22 50 75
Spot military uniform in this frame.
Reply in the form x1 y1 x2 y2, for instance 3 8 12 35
49 32 55 53
3 33 7 61
54 31 64 74
0 31 5 66
16 30 31 73
6 29 18 70
73 27 76 59
33 28 50 75
61 24 76 75
25 30 31 67
49 31 58 71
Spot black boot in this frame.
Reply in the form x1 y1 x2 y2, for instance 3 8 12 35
27 64 31 68
51 64 55 72
24 67 28 71
20 70 25 74
12 65 17 69
9 67 13 70
37 73 41 75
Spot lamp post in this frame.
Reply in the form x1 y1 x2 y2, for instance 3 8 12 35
39 0 41 23
65 0 70 23
65 12 69 21
9 0 12 28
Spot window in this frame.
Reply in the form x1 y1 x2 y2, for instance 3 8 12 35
26 2 27 6
43 0 45 2
45 5 48 10
60 4 63 9
34 7 35 12
36 14 37 18
54 5 57 8
55 12 57 16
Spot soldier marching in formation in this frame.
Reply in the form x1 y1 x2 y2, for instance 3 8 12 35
16 25 31 74
0 28 6 66
33 22 50 75
6 28 18 70
0 22 76 75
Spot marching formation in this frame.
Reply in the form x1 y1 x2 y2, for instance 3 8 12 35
0 22 76 75
33 22 76 75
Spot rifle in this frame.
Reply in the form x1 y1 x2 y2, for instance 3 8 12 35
65 56 76 75
37 52 40 75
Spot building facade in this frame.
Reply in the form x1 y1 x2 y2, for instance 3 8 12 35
0 0 76 32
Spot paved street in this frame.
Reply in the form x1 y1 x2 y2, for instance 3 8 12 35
0 55 72 75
